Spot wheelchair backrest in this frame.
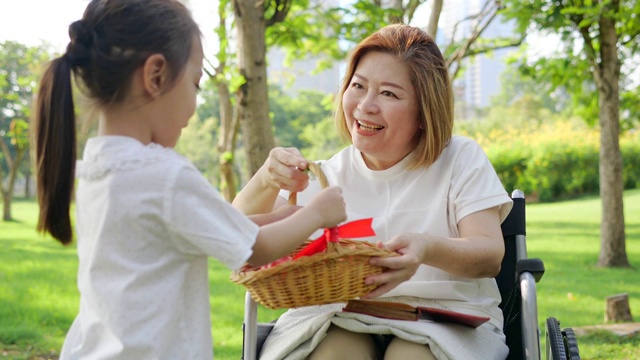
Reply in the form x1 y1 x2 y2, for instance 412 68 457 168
496 194 526 360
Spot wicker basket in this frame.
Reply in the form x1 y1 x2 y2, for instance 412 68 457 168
230 162 397 309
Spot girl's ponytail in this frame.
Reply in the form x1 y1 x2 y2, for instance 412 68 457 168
33 56 77 245
32 0 200 245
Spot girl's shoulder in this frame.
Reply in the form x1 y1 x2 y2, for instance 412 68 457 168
76 136 188 180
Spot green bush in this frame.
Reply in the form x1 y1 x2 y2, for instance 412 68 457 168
459 119 640 202
522 140 600 201
622 138 640 189
485 143 530 196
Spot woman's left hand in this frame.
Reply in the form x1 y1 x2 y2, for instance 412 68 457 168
362 233 427 298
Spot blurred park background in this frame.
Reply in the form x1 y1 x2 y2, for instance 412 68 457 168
1 0 639 359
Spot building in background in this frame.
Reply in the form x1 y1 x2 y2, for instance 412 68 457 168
268 48 342 95
439 0 518 119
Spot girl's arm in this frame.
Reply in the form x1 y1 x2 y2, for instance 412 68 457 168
246 186 346 267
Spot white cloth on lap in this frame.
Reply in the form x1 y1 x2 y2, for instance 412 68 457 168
259 296 508 360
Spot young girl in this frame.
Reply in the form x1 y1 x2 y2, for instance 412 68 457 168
33 0 346 358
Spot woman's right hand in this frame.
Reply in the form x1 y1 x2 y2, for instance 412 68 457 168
262 147 311 193
305 186 347 229
233 147 310 215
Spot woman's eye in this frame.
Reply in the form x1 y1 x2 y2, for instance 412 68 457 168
351 82 364 89
381 90 397 98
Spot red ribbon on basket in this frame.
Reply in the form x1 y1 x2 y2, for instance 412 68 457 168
292 218 376 259
258 218 376 270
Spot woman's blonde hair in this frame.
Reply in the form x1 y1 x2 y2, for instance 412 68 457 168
334 24 454 169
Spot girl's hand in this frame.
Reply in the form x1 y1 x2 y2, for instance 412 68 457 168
362 233 427 298
262 147 310 192
305 186 347 229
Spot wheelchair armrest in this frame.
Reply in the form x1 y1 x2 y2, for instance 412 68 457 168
256 322 275 356
516 258 545 283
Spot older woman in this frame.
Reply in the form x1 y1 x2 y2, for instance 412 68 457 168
233 24 512 360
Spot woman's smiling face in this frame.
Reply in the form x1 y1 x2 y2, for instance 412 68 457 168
342 51 421 170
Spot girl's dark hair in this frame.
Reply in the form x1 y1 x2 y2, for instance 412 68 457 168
33 0 200 245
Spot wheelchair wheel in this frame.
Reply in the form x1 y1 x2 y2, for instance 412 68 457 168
562 327 581 360
546 317 567 360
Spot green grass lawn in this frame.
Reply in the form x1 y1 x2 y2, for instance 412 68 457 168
1 190 639 359
528 191 640 329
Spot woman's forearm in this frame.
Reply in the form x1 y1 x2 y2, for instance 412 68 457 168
421 234 504 278
421 207 505 278
232 166 280 215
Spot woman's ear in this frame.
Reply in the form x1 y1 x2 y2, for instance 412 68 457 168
142 54 168 98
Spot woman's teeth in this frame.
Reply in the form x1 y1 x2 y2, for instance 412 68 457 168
357 120 383 132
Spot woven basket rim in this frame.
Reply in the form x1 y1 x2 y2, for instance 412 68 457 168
230 239 396 285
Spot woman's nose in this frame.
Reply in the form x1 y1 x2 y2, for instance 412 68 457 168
357 92 379 114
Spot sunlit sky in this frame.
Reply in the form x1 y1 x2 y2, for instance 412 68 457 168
2 1 635 87
0 0 558 66
0 0 218 54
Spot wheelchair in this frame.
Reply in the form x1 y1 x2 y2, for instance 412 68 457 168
241 190 581 359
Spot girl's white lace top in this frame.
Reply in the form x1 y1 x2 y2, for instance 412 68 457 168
61 136 258 360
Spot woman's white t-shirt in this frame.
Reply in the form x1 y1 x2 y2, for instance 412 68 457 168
287 136 513 330
60 136 259 359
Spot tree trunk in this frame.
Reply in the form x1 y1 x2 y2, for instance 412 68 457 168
216 79 239 202
0 138 10 221
2 190 11 221
209 0 239 202
24 169 31 198
594 11 628 267
234 0 275 177
2 168 16 221
605 293 633 323
0 145 24 221
386 0 404 23
425 0 443 38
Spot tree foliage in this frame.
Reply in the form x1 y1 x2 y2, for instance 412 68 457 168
500 0 640 267
270 87 332 149
500 0 640 129
266 0 401 70
489 63 572 116
0 41 50 220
